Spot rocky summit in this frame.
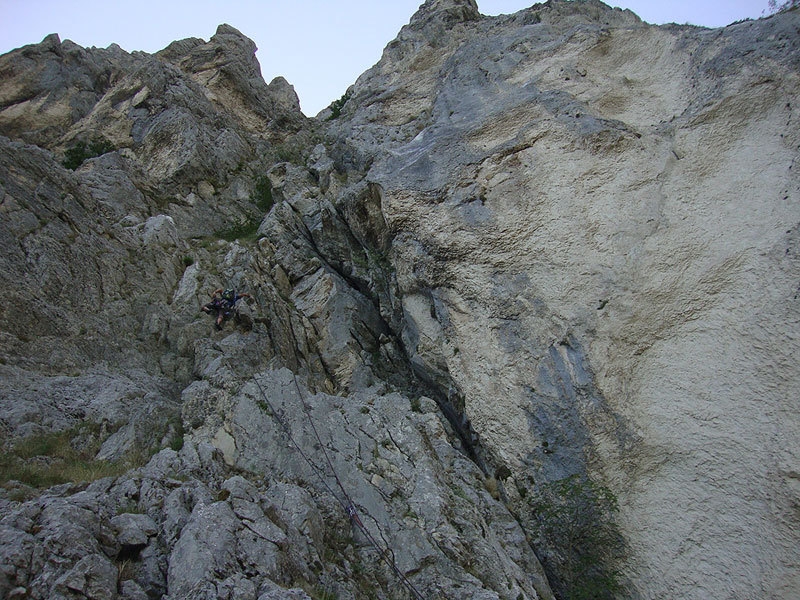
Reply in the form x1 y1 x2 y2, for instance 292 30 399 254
1 1 798 599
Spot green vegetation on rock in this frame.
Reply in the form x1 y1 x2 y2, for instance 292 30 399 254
1 424 127 491
63 138 115 170
531 474 625 600
252 175 274 212
326 91 351 120
215 217 262 243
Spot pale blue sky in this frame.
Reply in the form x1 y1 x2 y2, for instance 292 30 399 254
0 1 773 116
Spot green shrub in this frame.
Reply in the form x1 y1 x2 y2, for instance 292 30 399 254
326 91 352 121
495 464 512 481
169 416 185 452
215 217 262 243
63 138 115 170
252 176 274 213
170 433 184 452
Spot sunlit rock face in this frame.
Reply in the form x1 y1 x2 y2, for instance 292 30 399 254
1 1 798 599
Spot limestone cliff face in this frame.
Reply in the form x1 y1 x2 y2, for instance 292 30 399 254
1 2 799 600
330 2 800 598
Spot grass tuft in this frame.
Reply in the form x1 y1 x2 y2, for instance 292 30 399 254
2 427 128 489
1 421 156 493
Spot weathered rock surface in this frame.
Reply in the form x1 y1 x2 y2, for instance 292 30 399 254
1 1 798 599
326 2 800 598
0 401 552 599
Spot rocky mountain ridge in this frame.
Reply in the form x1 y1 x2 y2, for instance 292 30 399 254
1 1 799 599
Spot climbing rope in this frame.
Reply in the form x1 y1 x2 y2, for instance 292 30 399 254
251 371 426 600
250 373 344 508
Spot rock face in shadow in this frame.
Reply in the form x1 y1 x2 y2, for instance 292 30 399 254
1 1 799 599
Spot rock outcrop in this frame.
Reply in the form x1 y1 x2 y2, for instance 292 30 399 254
1 2 799 599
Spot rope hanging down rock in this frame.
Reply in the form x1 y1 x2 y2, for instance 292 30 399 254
250 371 426 600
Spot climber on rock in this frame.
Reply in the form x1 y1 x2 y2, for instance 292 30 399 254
201 287 250 329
